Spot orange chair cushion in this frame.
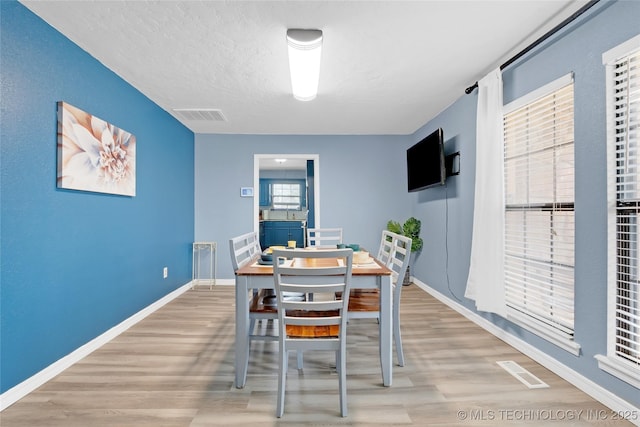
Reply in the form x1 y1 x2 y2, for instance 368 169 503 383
285 309 340 338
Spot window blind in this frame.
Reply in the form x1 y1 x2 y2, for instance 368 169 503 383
503 78 575 338
610 48 640 368
272 183 301 210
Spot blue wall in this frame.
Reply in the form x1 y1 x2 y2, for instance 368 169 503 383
0 2 195 393
409 0 639 407
194 133 411 279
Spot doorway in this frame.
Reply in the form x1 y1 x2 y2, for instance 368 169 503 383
253 154 320 239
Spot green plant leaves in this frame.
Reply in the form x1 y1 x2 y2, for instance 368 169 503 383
386 217 423 253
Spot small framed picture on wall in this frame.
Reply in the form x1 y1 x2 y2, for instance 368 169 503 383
240 187 253 197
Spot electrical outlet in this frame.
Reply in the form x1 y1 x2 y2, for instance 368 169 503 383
163 267 168 279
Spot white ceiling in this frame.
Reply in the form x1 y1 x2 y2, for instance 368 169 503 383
21 0 589 135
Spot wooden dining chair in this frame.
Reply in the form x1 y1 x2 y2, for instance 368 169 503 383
229 232 273 337
377 229 395 267
272 248 353 418
229 231 262 272
306 227 343 248
347 230 412 367
229 232 305 369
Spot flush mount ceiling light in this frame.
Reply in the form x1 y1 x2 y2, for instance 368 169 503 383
274 158 287 164
287 29 323 101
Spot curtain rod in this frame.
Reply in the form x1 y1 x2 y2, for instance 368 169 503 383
464 0 600 94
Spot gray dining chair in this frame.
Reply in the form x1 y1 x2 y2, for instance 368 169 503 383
348 230 412 366
377 229 395 267
272 248 353 418
229 232 274 338
229 232 305 370
229 231 262 272
306 227 343 248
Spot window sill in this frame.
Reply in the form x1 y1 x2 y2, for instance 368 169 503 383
507 309 581 356
595 354 640 388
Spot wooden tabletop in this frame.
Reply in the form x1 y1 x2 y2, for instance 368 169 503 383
235 255 391 276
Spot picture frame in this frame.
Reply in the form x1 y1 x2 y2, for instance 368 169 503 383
57 101 136 196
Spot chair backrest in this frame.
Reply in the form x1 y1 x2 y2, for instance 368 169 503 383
377 230 395 267
306 228 343 248
387 232 412 288
229 231 262 271
272 248 353 340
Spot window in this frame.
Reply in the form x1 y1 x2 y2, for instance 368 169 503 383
503 74 578 353
597 34 640 388
271 182 302 210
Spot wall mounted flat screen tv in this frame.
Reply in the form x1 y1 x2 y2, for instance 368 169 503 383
407 128 445 192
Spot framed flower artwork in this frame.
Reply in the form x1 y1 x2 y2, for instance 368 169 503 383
57 101 136 196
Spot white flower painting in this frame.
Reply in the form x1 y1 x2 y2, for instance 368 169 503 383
57 101 136 196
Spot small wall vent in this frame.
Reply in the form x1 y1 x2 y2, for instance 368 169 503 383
173 109 227 122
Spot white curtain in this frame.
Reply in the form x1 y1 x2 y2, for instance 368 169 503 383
465 68 507 316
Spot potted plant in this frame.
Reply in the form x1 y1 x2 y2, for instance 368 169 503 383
387 217 423 285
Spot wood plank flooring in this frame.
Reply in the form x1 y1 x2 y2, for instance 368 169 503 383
1 285 631 426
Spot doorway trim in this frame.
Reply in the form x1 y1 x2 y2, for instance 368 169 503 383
253 154 320 235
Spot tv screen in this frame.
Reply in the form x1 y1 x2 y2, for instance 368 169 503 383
407 128 445 192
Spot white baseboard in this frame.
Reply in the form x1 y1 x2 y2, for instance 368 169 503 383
191 278 235 287
411 277 640 426
208 278 234 286
0 281 194 411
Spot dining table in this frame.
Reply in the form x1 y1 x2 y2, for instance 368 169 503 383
234 250 393 388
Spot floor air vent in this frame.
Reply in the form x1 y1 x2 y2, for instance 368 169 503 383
172 109 227 122
497 360 549 389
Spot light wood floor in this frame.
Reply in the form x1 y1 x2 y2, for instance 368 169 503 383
1 285 631 426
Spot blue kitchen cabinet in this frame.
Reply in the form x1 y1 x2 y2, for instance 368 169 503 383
288 222 304 247
261 221 305 248
259 221 266 248
271 222 290 246
259 179 271 207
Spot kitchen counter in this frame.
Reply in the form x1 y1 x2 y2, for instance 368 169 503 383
260 209 308 222
260 219 306 223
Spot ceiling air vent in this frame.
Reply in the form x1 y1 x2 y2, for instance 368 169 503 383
173 108 227 122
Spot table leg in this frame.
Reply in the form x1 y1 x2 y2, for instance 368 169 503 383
235 275 250 388
379 274 392 386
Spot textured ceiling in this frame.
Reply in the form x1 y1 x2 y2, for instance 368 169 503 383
20 0 589 135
